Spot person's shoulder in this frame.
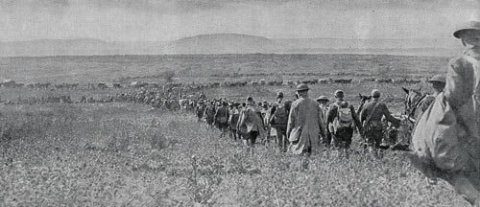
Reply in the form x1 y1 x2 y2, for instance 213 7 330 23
291 99 302 107
363 101 374 108
246 107 257 113
329 102 339 108
449 54 476 70
378 102 389 109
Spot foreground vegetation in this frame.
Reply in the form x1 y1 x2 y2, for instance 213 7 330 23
0 103 470 206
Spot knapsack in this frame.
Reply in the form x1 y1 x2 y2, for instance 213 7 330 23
332 102 354 133
271 105 288 127
216 107 229 124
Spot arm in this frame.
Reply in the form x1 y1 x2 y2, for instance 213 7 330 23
382 104 401 127
419 96 435 112
237 111 245 131
286 105 296 138
359 105 368 124
351 105 363 133
257 114 267 138
317 106 325 138
228 110 233 124
213 109 219 123
445 57 473 111
326 105 336 124
268 106 277 124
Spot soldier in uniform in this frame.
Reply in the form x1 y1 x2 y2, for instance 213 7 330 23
360 89 401 158
419 74 447 112
316 96 330 147
327 90 362 158
269 92 290 152
237 97 265 155
214 101 230 137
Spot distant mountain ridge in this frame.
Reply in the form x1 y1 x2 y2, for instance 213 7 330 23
0 33 462 57
163 33 283 54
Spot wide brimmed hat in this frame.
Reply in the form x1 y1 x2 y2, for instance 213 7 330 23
296 83 309 92
316 96 329 102
428 74 446 83
454 21 480 38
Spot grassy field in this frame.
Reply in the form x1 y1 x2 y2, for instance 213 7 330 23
0 102 470 206
0 54 467 206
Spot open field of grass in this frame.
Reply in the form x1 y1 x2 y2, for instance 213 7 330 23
0 102 471 206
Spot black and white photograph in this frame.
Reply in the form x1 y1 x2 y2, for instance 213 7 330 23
1 0 480 206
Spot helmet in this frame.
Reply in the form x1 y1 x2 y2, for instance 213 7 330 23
334 90 344 98
276 91 284 98
296 83 309 92
316 96 329 102
371 89 381 98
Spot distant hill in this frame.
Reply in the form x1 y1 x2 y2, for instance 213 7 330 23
161 33 284 54
0 34 464 57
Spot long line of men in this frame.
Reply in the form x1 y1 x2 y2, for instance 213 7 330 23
194 83 403 158
1 76 441 160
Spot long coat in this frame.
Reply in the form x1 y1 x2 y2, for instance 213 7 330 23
411 47 480 179
287 96 324 155
237 106 265 138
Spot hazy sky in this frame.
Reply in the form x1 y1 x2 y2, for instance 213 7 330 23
0 0 479 42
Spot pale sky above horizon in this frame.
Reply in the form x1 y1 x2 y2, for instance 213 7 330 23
0 0 480 42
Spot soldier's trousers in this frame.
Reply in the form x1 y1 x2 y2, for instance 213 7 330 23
364 127 383 148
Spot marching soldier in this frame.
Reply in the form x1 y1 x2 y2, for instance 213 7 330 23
360 89 401 158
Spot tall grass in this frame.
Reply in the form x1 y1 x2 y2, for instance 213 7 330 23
0 102 470 206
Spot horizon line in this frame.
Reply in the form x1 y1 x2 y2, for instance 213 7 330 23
0 33 456 43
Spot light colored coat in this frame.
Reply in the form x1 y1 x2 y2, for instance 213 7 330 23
287 97 324 155
237 105 265 138
411 47 480 176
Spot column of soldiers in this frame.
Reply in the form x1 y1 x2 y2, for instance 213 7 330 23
194 83 407 158
3 77 440 161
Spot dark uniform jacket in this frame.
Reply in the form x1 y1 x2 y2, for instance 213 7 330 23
360 100 400 129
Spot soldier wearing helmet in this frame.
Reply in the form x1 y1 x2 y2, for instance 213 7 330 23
428 74 447 92
360 89 401 158
316 96 330 147
269 91 290 152
326 90 362 158
420 74 447 111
